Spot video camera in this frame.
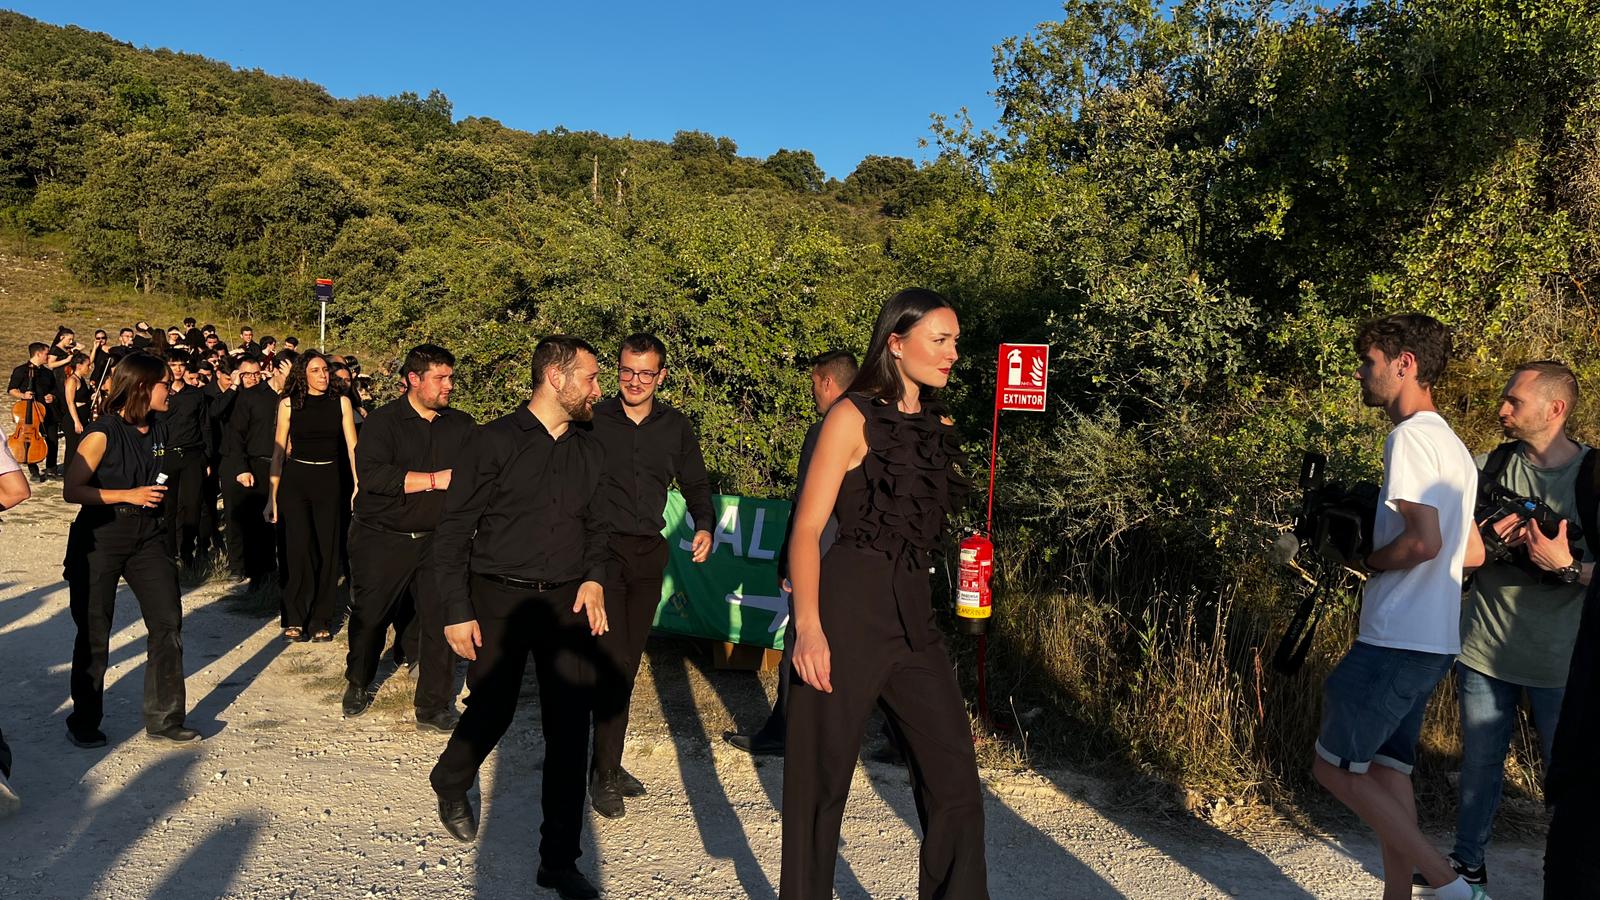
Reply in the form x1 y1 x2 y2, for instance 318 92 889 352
1269 451 1379 675
1476 481 1584 576
1276 452 1380 569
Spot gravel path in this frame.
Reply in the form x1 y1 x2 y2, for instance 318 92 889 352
0 480 1548 898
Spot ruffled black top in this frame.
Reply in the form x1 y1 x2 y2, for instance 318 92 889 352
830 392 970 648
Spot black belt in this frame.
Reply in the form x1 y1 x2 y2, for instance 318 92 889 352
476 572 579 592
353 517 432 539
113 505 161 518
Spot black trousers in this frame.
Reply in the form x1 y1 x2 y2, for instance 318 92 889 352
751 616 796 744
345 522 456 714
431 576 595 869
591 533 668 776
1546 799 1600 897
781 546 988 900
199 458 222 557
279 459 342 632
162 448 208 564
223 459 275 580
63 419 86 471
0 726 10 779
64 511 186 736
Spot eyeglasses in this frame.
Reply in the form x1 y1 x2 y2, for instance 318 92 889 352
618 367 661 384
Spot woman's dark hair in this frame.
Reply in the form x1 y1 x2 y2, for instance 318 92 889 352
53 325 74 346
148 328 169 355
844 288 955 404
69 350 89 369
283 349 330 410
104 352 168 423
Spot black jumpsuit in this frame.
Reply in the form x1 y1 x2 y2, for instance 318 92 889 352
62 415 187 738
781 393 988 900
279 392 346 634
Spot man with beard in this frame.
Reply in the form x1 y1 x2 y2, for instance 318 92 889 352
429 336 613 900
586 333 714 818
342 345 475 732
222 357 279 590
1432 361 1592 894
1314 314 1487 900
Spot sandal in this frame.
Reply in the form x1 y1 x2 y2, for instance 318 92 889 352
284 627 303 642
311 630 333 643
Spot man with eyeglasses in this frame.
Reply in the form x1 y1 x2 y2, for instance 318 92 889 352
585 332 714 819
221 357 279 590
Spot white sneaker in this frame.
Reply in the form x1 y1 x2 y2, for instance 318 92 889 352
0 770 19 819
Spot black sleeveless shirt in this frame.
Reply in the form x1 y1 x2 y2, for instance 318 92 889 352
289 392 343 463
87 415 166 500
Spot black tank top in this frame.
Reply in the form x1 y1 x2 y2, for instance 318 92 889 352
289 392 342 462
70 377 92 420
87 415 165 499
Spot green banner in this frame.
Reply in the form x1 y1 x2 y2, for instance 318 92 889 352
654 489 791 650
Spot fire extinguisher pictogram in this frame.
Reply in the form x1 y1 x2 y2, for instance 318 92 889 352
956 532 994 635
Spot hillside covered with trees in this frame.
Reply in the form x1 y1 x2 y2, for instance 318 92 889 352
4 1 1599 805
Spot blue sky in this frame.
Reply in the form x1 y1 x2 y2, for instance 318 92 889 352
10 1 1063 178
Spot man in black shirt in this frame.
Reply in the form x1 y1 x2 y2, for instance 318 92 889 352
429 336 612 900
131 322 153 351
725 350 857 758
158 353 212 568
182 317 204 352
222 357 278 589
586 333 713 818
342 345 475 731
8 343 59 481
237 326 260 358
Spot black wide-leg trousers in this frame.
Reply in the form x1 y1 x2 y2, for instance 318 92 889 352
279 459 342 633
780 546 988 900
344 522 456 714
223 458 274 581
64 511 187 736
430 576 595 869
161 448 207 564
591 533 667 777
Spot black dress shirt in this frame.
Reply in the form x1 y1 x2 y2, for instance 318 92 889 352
589 396 714 538
159 383 211 454
223 383 279 473
434 405 615 625
203 380 238 461
8 363 56 402
353 396 476 534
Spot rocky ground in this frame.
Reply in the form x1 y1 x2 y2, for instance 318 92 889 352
0 478 1548 898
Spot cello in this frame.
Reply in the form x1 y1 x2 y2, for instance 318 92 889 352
8 366 48 466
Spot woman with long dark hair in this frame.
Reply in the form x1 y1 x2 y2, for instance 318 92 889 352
62 351 199 746
266 350 359 641
781 288 987 899
61 351 94 466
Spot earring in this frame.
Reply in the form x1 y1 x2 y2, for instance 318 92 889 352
892 351 902 359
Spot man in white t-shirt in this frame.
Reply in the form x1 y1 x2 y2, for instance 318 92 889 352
0 439 31 818
1312 314 1488 900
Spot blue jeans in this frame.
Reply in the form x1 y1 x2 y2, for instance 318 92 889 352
1453 663 1564 867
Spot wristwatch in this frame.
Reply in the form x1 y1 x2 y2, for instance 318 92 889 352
1557 560 1582 584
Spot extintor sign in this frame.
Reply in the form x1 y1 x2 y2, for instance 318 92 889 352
997 343 1048 411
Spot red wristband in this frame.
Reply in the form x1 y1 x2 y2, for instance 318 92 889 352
429 471 437 491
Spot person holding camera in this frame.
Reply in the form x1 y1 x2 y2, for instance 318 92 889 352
1313 314 1487 900
1439 361 1592 893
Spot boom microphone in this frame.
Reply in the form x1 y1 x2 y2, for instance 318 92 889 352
1269 532 1300 566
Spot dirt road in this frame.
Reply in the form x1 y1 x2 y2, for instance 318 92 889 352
0 479 1547 898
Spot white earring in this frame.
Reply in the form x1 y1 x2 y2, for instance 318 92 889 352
892 351 902 359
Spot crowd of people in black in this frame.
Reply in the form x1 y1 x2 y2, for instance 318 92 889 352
3 289 983 900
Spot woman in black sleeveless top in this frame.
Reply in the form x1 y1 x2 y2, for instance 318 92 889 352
61 352 199 746
62 351 94 467
782 289 988 899
267 351 359 641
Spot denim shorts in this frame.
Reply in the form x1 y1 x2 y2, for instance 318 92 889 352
1315 640 1454 775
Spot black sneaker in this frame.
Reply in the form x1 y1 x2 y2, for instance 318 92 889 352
67 728 108 749
535 865 599 899
1411 853 1487 890
415 709 460 733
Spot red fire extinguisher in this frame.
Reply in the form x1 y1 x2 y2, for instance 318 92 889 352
956 532 994 635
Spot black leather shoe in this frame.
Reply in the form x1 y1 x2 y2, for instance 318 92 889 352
724 730 785 757
589 772 625 819
147 725 203 743
67 728 108 748
342 684 374 717
415 709 460 733
536 865 599 899
615 767 646 798
438 796 478 842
